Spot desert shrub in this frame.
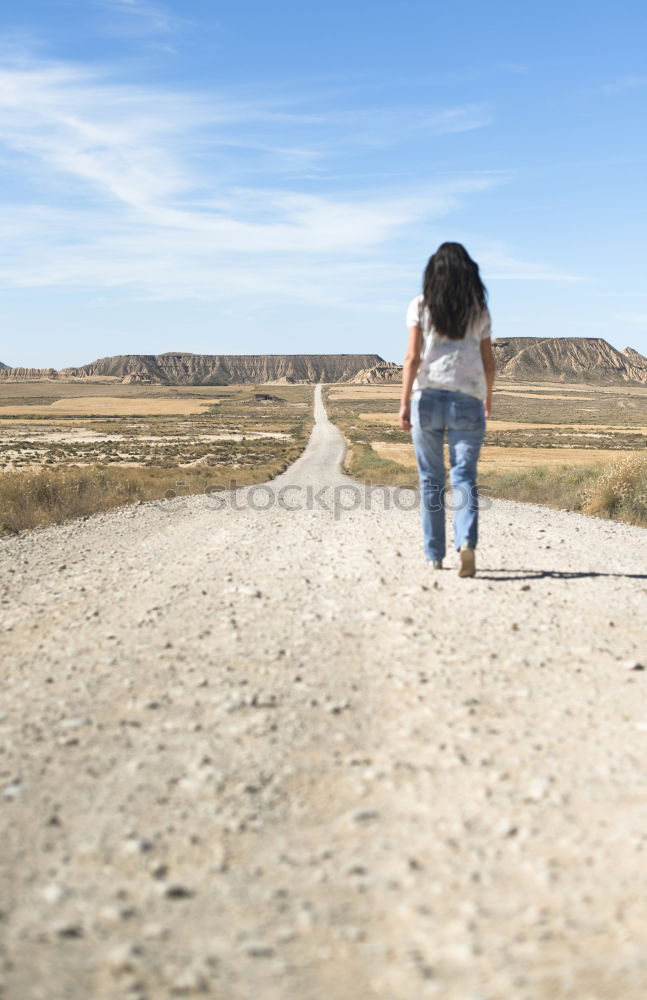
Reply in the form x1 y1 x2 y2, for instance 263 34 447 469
345 442 417 487
344 440 647 528
479 464 603 513
580 454 647 525
0 435 314 536
324 390 647 527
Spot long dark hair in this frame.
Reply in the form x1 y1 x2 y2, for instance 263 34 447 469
422 242 487 340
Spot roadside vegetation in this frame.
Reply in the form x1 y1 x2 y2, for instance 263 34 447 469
0 386 314 535
480 458 647 525
324 385 647 528
580 454 647 524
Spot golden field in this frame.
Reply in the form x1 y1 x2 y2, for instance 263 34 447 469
371 441 641 472
2 396 218 416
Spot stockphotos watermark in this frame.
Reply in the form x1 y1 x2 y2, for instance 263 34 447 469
160 479 493 520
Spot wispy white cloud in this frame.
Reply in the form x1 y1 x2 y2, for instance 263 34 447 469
0 50 577 309
476 243 588 282
0 57 495 203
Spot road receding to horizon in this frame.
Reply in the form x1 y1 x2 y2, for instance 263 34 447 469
1 384 646 999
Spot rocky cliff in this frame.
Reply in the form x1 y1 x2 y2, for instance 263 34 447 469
59 353 385 385
2 340 647 385
0 367 59 380
622 346 647 373
346 338 647 386
491 337 647 384
348 362 404 384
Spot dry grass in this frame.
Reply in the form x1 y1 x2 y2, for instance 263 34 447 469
0 384 314 534
359 413 647 434
323 382 647 527
337 443 647 527
479 465 606 515
327 386 403 400
494 391 597 401
479 445 644 471
341 441 420 488
371 441 644 471
0 452 308 535
479 456 647 526
326 380 647 401
580 455 647 523
510 381 647 395
324 382 647 424
0 386 312 472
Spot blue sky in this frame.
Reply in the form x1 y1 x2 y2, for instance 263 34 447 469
0 0 646 368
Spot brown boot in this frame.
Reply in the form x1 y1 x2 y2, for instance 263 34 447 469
458 545 476 578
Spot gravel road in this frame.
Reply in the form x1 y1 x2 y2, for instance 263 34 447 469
1 384 647 1000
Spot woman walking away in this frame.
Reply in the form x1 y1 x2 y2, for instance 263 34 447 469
399 242 496 577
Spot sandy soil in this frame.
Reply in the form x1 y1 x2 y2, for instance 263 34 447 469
0 398 217 416
1 386 647 1000
507 382 647 396
327 382 647 401
359 413 647 433
327 386 404 399
494 392 598 402
2 431 291 444
372 440 642 471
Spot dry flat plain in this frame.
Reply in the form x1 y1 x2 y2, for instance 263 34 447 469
3 377 645 482
0 382 313 473
326 380 647 473
1 383 647 1000
0 382 316 533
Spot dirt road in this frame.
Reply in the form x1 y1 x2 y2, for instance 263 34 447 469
1 385 646 1000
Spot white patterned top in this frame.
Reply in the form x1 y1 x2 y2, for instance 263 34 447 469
406 294 491 400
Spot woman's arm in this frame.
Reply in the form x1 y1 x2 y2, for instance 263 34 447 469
399 324 423 430
480 337 496 418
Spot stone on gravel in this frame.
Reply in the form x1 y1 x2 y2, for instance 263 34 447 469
349 809 380 823
41 883 68 904
162 884 195 900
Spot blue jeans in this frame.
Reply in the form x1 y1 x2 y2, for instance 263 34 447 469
410 388 485 562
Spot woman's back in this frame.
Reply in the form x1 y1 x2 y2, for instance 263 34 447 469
407 294 492 400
